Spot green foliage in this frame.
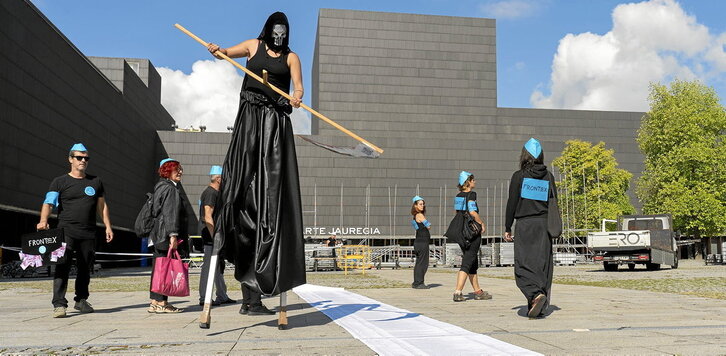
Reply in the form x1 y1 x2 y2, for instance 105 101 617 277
637 80 726 238
553 140 636 235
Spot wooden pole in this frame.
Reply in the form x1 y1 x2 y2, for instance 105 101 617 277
174 23 384 154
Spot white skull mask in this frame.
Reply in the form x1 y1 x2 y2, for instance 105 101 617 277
272 24 287 46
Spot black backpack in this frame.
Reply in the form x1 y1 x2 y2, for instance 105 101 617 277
134 192 155 237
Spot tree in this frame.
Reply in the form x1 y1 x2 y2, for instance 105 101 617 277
637 80 726 238
552 140 635 235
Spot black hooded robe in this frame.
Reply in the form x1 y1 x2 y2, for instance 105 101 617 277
505 164 556 315
211 12 305 296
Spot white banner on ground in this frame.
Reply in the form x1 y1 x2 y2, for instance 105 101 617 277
293 284 541 356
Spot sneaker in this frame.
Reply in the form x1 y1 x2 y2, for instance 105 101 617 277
53 306 67 318
239 303 250 315
412 284 430 289
473 289 492 300
453 292 465 302
218 298 237 304
247 304 275 315
528 293 546 318
74 299 94 313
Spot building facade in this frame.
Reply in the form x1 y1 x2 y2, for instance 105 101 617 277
1 4 650 263
161 9 645 242
0 0 177 258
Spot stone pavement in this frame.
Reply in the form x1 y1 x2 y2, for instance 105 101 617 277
1 267 725 355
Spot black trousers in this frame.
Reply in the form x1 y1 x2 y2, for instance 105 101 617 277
52 238 96 307
241 284 262 306
514 216 553 311
149 247 169 302
412 238 430 286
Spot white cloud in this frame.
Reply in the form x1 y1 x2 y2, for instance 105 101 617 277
479 0 542 19
532 0 726 112
158 60 311 134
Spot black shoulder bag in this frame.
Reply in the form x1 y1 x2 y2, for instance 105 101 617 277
461 192 482 242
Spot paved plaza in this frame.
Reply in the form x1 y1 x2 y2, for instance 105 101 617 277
1 261 725 355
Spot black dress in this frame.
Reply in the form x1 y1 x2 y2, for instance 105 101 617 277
212 40 305 296
444 191 481 275
505 164 556 315
412 219 430 287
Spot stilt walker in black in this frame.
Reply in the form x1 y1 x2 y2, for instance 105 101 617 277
410 196 431 289
201 12 306 327
504 138 557 319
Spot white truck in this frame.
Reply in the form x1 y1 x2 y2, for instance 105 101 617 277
588 214 678 271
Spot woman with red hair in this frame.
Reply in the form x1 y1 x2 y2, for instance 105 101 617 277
147 158 188 313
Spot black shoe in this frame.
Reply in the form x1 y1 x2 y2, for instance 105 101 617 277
247 304 275 315
219 298 237 304
199 300 221 306
239 303 250 314
412 284 429 289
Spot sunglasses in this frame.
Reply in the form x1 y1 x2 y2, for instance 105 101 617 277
71 156 90 161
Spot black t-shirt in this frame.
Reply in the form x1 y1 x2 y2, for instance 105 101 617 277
47 174 104 239
454 191 478 212
199 186 219 244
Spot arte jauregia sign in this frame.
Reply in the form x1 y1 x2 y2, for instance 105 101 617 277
305 227 382 235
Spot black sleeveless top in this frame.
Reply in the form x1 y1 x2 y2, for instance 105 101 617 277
243 40 291 101
414 221 431 241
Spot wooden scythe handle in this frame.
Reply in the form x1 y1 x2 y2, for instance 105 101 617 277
174 23 384 154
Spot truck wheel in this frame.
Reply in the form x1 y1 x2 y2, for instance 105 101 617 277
628 263 635 271
646 262 660 271
604 262 618 271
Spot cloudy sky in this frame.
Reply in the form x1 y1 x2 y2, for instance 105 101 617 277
33 0 726 131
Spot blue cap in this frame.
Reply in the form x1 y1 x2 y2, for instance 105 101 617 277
159 158 179 167
459 171 472 186
412 195 424 203
524 138 542 158
209 165 223 175
69 143 87 153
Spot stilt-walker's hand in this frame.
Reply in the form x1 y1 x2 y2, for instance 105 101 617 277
278 292 288 330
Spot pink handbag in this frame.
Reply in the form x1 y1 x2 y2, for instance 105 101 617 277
151 248 190 297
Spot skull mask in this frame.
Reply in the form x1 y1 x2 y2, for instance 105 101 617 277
272 24 287 47
258 12 290 53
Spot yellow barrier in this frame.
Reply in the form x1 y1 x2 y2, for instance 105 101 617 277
339 245 371 275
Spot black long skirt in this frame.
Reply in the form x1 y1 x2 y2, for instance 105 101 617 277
212 90 306 296
513 216 553 312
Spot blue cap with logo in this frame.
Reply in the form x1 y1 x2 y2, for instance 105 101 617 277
209 165 223 175
524 138 542 158
69 143 88 153
412 195 424 203
459 171 472 186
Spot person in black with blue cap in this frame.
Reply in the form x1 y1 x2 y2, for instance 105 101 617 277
205 12 306 314
37 143 114 318
198 165 235 306
445 171 492 302
410 195 431 289
504 138 557 318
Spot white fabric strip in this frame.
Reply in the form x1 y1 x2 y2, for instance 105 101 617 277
293 284 541 356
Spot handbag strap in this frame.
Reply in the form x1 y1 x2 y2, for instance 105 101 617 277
166 248 182 260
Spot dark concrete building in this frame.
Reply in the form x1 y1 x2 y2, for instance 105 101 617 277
160 9 644 242
1 3 650 263
0 0 177 260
